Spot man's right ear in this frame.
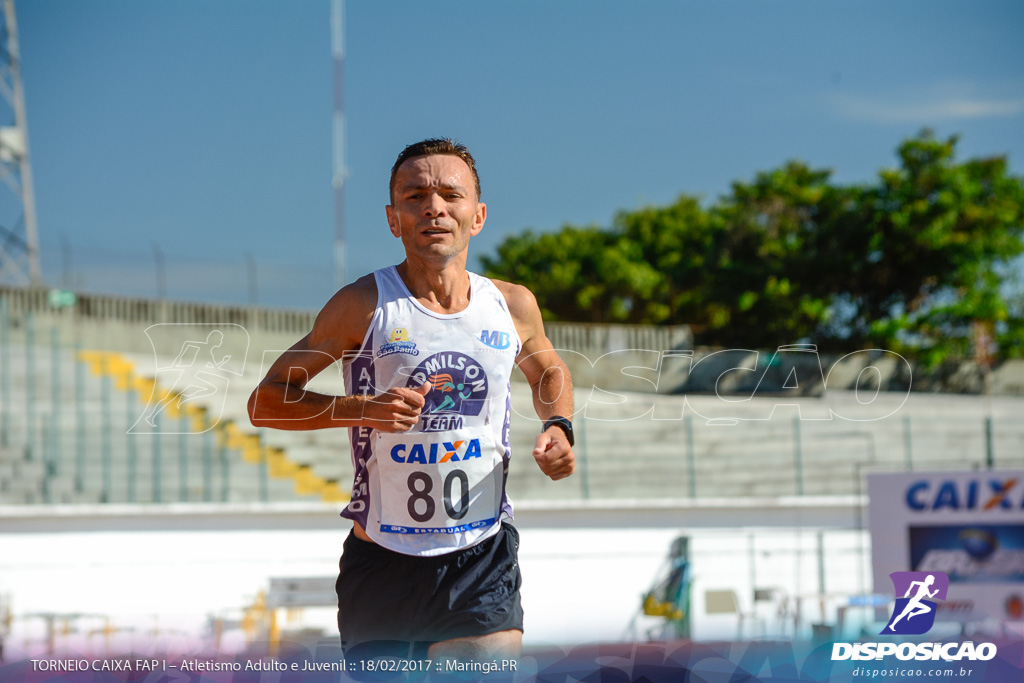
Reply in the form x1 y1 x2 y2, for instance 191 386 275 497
385 205 401 238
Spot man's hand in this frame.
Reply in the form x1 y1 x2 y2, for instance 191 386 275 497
362 382 431 432
532 427 575 480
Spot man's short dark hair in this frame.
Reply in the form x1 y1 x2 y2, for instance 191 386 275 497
390 138 481 203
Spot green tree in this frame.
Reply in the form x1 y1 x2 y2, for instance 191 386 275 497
479 226 663 323
612 194 721 326
698 162 845 348
840 132 1024 363
482 131 1024 363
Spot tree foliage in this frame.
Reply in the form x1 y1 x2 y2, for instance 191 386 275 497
480 131 1024 363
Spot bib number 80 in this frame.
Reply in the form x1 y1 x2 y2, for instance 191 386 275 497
407 471 470 522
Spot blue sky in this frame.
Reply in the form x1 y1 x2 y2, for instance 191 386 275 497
6 0 1024 309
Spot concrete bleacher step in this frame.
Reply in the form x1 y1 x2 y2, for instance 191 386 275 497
4 458 47 479
5 339 1024 506
38 471 317 504
2 346 331 505
0 478 44 497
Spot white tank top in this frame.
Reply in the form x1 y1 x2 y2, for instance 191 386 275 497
340 266 520 556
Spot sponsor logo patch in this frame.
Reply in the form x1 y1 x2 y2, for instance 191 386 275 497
377 327 419 358
407 351 489 418
479 329 512 350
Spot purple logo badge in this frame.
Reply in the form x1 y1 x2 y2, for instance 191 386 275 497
882 571 949 635
407 352 489 417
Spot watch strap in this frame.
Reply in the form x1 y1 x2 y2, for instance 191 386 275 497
542 416 574 446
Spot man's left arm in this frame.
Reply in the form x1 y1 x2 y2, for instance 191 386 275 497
498 282 575 481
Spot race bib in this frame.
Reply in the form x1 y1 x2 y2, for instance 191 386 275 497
373 429 502 536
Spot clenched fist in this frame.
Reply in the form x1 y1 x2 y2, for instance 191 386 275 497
362 382 431 432
532 427 575 480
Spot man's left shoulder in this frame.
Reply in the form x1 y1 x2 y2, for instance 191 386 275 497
488 278 538 319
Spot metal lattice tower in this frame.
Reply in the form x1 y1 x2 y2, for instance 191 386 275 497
331 0 347 289
0 0 40 286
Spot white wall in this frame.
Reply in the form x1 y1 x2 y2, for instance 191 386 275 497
0 506 875 657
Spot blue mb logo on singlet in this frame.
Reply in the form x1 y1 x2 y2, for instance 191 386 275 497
479 330 511 349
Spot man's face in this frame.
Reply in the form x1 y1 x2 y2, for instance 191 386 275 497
386 155 486 264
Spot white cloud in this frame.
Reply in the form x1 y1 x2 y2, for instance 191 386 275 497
830 84 1024 124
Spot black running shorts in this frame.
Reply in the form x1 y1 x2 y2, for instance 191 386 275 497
335 522 524 653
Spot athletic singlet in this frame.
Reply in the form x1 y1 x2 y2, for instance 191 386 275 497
340 266 521 556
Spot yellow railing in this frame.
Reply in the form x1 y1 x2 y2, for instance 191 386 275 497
77 349 348 503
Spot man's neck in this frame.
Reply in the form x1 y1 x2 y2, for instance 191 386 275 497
396 258 472 314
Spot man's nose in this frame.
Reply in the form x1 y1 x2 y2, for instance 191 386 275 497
424 193 447 217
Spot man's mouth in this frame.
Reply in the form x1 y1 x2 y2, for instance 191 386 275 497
422 227 450 235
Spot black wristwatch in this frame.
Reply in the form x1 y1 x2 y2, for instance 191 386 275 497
542 416 575 446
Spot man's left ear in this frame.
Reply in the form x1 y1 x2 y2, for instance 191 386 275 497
471 202 487 236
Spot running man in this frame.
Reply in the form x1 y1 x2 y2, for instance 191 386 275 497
143 330 231 427
248 138 575 660
887 574 939 631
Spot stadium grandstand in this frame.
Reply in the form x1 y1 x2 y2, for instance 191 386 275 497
2 285 1023 658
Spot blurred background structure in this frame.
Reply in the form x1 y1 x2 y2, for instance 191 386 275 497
1 0 1023 663
0 0 41 287
3 276 1023 655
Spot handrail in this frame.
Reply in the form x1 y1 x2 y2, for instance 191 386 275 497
0 286 693 351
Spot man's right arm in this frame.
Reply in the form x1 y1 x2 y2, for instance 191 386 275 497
247 275 428 432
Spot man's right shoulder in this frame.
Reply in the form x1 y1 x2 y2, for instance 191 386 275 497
309 273 379 351
330 272 379 312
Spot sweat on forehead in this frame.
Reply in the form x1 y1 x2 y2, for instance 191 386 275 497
389 137 481 202
395 158 471 192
